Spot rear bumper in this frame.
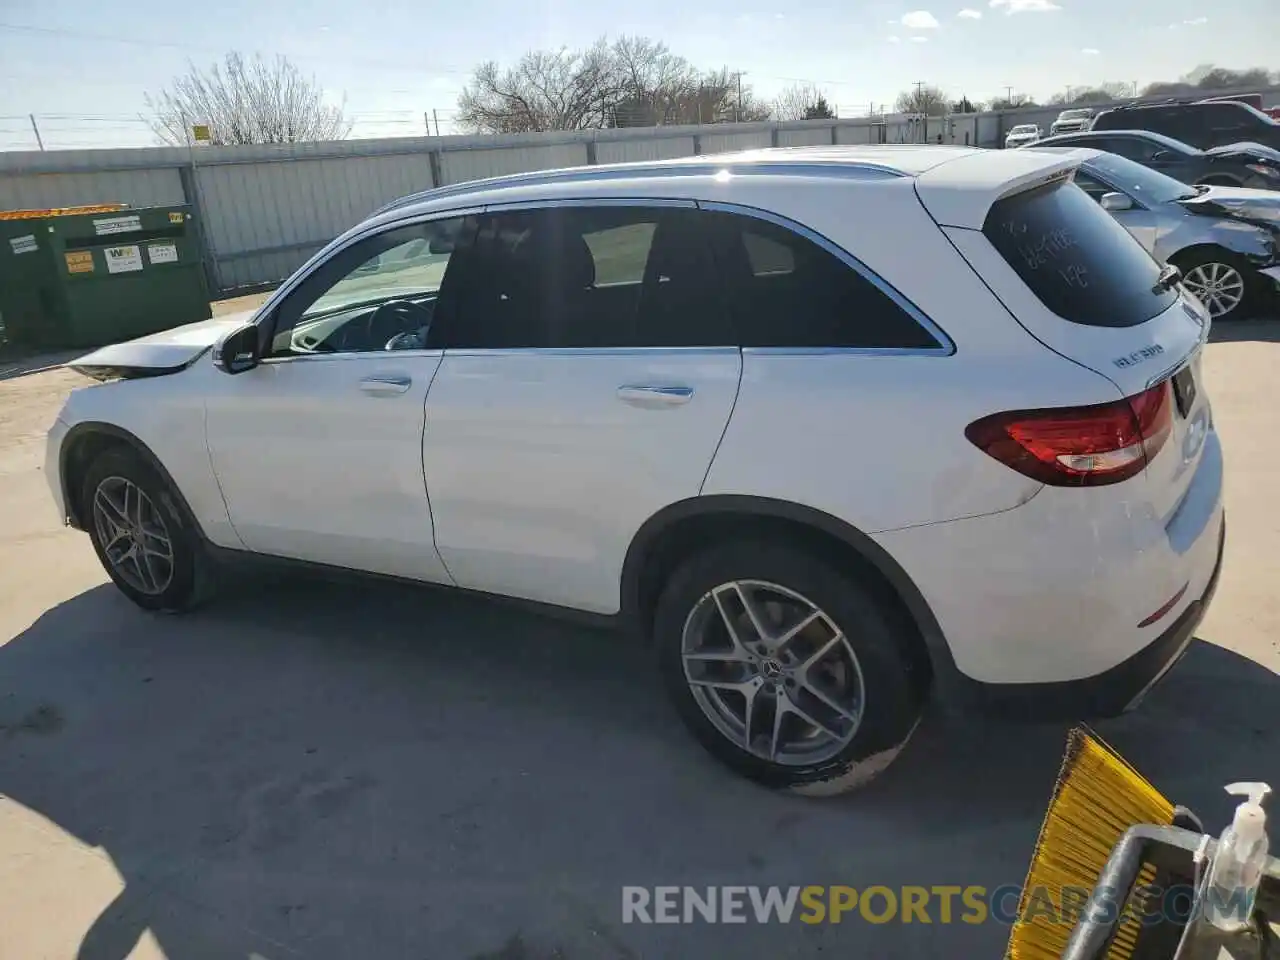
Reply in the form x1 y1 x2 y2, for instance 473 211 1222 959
950 514 1225 721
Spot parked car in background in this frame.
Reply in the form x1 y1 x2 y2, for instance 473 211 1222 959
1030 129 1280 189
1039 147 1280 320
1050 108 1094 136
1092 99 1280 151
45 145 1225 795
1005 123 1042 148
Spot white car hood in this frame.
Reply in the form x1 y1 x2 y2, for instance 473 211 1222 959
69 310 256 378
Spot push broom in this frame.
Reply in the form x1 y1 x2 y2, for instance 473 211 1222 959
1005 725 1279 960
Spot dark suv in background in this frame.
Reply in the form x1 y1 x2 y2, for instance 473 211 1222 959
1092 99 1280 151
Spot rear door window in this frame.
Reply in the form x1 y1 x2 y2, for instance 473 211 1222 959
982 179 1176 328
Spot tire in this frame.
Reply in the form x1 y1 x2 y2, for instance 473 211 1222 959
653 539 925 796
1171 248 1259 322
81 446 214 613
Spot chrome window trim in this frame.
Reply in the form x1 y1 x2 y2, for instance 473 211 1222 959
696 199 956 357
442 346 741 359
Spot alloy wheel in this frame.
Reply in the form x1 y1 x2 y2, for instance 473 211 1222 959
1182 262 1245 319
91 476 175 596
681 580 866 766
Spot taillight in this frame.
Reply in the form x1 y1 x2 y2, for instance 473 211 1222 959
965 382 1173 486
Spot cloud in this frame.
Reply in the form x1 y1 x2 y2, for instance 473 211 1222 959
1184 15 1207 24
989 0 1061 12
902 10 941 28
958 7 983 17
888 34 902 42
910 35 930 41
1081 47 1100 54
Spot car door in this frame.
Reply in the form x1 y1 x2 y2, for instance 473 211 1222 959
203 213 478 582
420 201 742 614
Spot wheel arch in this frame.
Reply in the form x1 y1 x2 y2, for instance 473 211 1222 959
60 422 206 538
620 495 958 696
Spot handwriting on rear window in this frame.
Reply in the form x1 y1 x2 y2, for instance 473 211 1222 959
1011 228 1077 271
1113 344 1165 368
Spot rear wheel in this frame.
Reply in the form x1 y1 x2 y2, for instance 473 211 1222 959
653 540 925 795
82 447 213 612
1172 249 1258 321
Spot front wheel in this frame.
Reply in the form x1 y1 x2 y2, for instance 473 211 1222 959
653 540 925 795
82 447 213 612
1173 249 1258 321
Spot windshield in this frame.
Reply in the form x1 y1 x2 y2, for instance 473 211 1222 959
1011 125 1037 134
1059 110 1091 121
1083 152 1198 203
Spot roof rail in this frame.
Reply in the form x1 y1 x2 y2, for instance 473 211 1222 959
369 155 907 218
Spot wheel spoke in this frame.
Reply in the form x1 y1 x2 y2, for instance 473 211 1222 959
94 486 129 529
778 690 843 741
712 588 753 656
731 582 772 646
771 609 822 656
800 678 862 725
769 694 787 761
685 649 751 664
799 631 845 672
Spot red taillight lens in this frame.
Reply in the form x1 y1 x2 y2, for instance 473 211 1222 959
966 382 1173 486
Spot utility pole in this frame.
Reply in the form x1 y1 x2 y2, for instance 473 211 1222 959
1004 85 1014 106
424 111 431 136
736 71 746 123
432 109 440 137
29 114 44 151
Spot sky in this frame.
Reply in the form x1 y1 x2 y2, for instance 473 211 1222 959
0 0 1276 151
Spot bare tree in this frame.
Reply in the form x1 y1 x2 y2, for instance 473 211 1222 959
457 40 621 133
774 83 834 121
146 53 351 146
895 84 949 117
456 37 770 133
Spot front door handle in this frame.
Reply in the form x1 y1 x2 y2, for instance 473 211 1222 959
616 384 694 408
359 374 412 396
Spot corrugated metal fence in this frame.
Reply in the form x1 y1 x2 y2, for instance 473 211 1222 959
2 90 1272 296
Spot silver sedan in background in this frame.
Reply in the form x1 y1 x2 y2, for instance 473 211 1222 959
1039 147 1280 320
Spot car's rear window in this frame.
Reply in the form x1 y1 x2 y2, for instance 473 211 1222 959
982 179 1177 328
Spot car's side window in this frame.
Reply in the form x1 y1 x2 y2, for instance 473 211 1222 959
1106 137 1158 162
267 215 476 357
703 210 942 350
439 205 731 350
1072 171 1114 203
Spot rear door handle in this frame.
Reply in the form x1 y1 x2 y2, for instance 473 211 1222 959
616 385 694 408
359 374 412 396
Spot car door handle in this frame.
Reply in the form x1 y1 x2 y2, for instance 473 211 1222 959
616 385 694 408
359 374 412 396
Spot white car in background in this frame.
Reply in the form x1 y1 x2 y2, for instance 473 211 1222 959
1005 123 1043 148
45 146 1225 795
1050 108 1095 135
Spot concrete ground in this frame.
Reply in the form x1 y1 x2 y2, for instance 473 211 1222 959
0 318 1278 960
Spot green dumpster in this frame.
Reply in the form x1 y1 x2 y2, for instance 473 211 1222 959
0 203 211 349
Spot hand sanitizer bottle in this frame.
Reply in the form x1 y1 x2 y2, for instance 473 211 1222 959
1204 781 1271 933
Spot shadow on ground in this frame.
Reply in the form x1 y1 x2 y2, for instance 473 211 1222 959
0 349 78 382
1209 316 1280 344
1 576 1276 959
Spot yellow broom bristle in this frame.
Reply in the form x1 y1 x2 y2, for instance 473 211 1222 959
1005 726 1174 960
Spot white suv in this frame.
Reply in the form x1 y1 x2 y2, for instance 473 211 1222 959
45 146 1225 795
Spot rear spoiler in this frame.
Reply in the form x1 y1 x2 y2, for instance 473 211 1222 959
913 150 1082 230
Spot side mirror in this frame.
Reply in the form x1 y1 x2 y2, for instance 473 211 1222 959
1100 192 1135 212
212 322 261 375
